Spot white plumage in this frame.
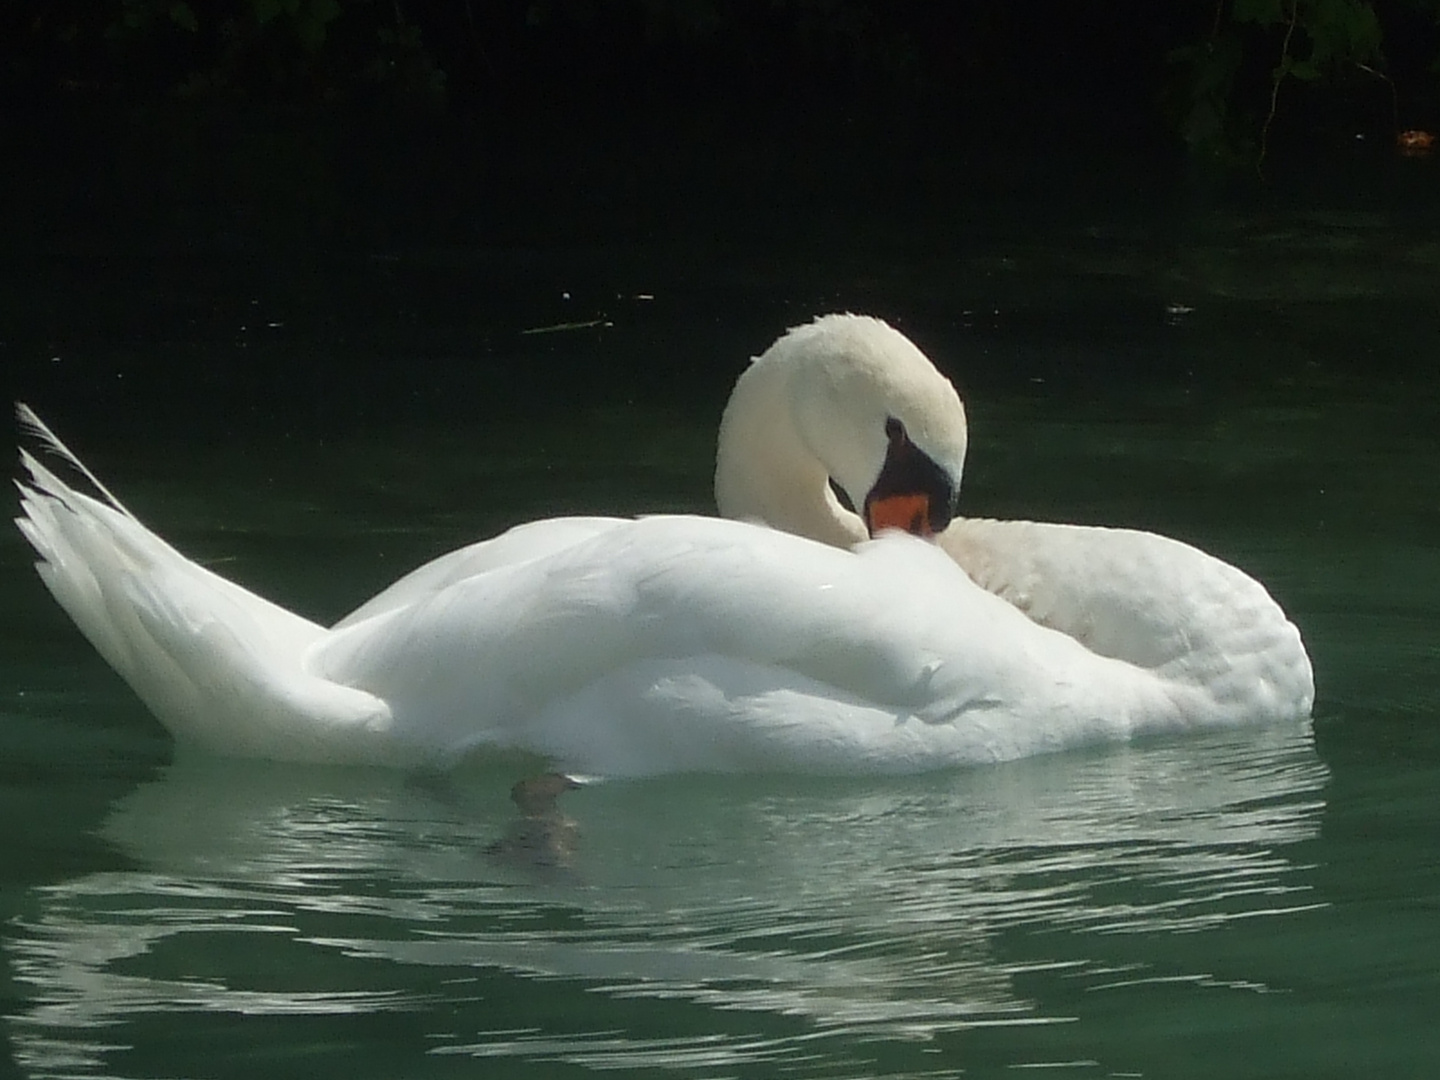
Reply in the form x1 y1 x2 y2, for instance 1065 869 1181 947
15 315 1313 775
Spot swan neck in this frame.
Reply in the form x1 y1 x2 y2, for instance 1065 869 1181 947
715 354 865 548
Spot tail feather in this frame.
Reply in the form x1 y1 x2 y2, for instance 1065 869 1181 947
16 402 133 519
16 412 398 764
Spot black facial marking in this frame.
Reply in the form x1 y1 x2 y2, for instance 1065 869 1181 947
864 418 959 536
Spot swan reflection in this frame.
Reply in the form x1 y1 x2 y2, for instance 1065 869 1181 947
8 726 1327 1075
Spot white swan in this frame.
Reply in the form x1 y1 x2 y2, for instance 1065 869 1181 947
14 314 1313 775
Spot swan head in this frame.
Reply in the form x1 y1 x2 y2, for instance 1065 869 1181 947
716 314 968 547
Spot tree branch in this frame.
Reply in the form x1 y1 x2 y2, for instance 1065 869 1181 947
1257 0 1300 177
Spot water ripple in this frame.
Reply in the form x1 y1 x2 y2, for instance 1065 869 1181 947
6 724 1329 1077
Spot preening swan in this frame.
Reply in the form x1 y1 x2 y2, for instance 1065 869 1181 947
14 315 1313 774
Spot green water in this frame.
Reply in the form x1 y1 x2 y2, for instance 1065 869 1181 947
4 203 1440 1078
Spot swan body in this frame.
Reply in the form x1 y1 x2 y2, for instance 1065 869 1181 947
15 315 1313 775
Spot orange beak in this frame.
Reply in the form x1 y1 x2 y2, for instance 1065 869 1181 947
864 492 935 538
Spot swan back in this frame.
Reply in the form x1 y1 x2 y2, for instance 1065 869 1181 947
309 515 1188 774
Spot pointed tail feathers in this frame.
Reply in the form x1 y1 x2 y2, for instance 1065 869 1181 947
15 415 397 763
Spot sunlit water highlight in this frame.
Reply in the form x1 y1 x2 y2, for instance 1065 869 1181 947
8 725 1326 1077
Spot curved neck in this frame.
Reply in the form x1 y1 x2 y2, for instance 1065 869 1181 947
714 354 866 548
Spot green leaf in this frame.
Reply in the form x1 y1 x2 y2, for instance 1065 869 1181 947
1310 0 1383 62
1286 58 1322 79
1349 2 1383 56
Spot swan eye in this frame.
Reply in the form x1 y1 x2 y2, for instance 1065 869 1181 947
828 477 857 514
885 416 904 442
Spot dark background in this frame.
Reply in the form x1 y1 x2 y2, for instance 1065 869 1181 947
3 1 1438 442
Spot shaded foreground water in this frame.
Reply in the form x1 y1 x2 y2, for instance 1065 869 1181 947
3 197 1440 1077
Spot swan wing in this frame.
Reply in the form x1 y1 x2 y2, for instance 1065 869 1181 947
942 517 1314 718
333 516 626 629
310 516 1174 774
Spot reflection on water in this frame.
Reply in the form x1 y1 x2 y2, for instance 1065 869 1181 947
8 723 1326 1076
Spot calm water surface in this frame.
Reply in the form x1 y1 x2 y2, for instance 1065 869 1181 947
3 200 1439 1078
